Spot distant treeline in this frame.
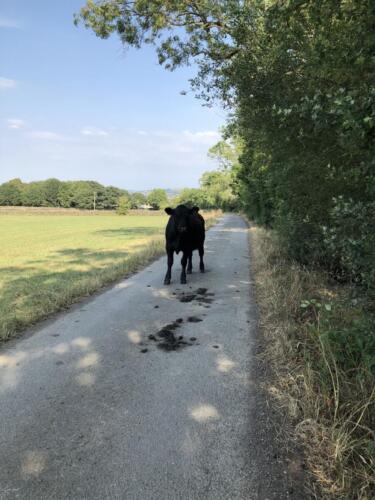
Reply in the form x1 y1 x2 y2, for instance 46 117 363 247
0 178 149 210
0 170 238 212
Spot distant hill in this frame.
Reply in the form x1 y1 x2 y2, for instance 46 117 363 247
137 189 182 199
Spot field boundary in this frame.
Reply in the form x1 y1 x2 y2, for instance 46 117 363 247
0 206 165 216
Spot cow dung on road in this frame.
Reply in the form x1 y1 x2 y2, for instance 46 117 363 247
142 319 200 352
178 288 215 305
156 321 191 351
187 316 202 323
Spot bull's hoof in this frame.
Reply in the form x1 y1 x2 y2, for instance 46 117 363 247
181 277 187 285
200 266 205 273
187 269 192 274
164 279 171 285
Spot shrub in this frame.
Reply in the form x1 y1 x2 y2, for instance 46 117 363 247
116 195 131 215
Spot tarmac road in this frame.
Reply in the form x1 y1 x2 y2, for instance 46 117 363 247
0 214 293 499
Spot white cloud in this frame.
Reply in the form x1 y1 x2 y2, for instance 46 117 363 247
182 130 220 144
0 16 21 29
134 129 220 154
0 77 17 89
184 130 219 138
28 131 65 141
151 130 173 138
7 118 25 130
81 126 109 137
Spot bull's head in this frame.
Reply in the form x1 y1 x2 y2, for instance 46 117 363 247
165 205 200 234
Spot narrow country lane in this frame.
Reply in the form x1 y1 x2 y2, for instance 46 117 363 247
0 215 292 499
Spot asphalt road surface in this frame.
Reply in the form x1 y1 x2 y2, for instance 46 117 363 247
0 215 293 499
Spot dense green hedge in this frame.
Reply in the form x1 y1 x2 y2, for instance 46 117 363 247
230 0 375 289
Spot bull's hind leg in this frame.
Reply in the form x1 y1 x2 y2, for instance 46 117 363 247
187 251 193 274
199 245 205 273
180 252 188 284
164 249 174 285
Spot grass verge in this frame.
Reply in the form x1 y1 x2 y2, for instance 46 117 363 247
249 225 375 499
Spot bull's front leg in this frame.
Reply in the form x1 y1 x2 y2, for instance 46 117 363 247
187 251 193 274
164 248 174 285
199 245 205 273
180 251 188 284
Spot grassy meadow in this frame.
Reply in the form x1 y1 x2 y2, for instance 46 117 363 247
0 212 169 340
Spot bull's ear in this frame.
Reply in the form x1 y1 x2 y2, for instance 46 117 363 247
165 207 174 215
190 206 200 213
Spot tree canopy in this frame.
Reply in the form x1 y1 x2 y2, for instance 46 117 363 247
130 192 147 209
173 166 238 211
147 188 169 210
75 0 241 93
117 194 132 214
0 179 129 210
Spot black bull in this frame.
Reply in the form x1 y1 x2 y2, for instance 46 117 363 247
164 205 205 285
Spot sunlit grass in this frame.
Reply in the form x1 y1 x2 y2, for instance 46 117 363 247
0 214 167 340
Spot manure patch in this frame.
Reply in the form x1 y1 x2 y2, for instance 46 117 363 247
155 321 191 352
178 288 215 305
140 316 202 353
187 316 203 323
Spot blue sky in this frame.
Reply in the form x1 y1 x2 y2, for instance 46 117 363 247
0 0 225 190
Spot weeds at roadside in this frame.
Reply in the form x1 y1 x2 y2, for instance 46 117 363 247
250 225 375 499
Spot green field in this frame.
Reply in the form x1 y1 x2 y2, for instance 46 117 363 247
0 214 169 340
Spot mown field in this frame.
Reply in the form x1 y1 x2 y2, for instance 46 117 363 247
0 213 167 340
0 210 220 341
0 211 165 341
